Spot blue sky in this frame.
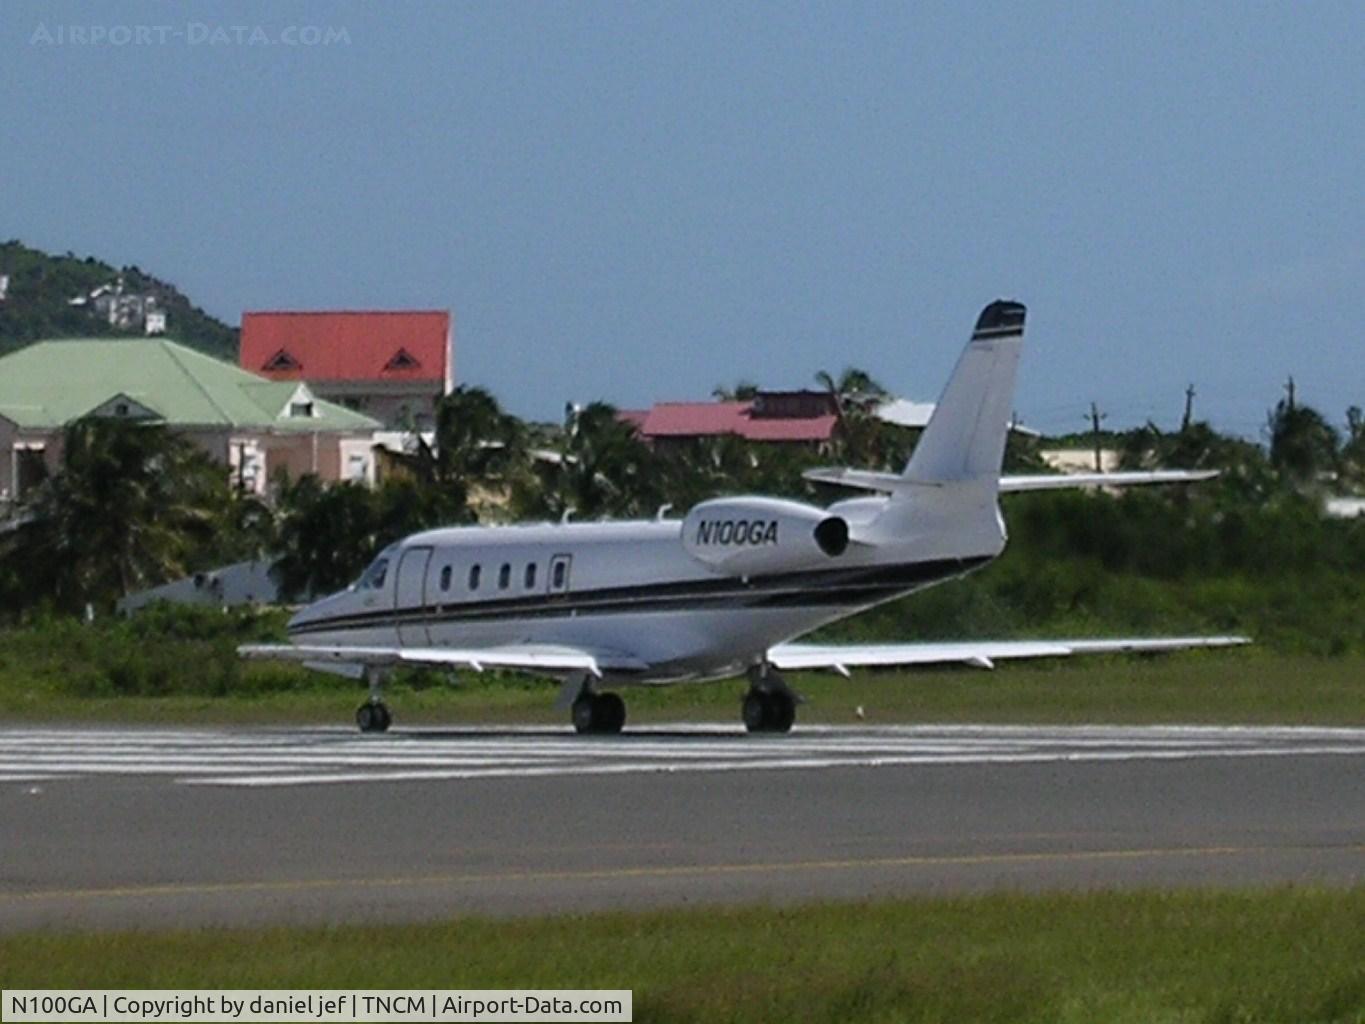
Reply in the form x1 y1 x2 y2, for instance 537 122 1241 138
2 1 1361 436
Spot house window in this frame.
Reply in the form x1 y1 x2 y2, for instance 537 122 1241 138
290 401 315 418
468 564 481 591
498 563 511 590
524 563 537 589
440 566 452 592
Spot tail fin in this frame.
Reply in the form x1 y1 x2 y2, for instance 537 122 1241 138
901 300 1026 485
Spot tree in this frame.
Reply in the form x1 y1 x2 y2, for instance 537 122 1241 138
1268 394 1339 489
815 366 890 468
1 419 227 613
514 402 662 520
389 385 528 522
271 476 379 600
711 380 759 401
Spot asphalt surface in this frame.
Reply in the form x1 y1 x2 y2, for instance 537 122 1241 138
1 723 1362 933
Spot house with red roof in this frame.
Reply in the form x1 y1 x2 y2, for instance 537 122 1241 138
621 390 840 449
240 310 453 429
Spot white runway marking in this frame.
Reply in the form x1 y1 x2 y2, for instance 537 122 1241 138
1 724 1363 788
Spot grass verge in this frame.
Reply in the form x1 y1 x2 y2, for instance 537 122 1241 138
2 889 1363 1022
2 650 1362 727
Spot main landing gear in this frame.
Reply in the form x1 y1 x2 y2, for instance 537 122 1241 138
743 665 798 734
559 672 627 735
572 690 627 735
356 668 392 733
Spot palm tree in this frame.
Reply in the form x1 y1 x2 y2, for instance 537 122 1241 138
2 418 227 613
271 476 380 601
1268 393 1339 490
388 385 528 522
814 366 889 468
711 380 760 401
514 402 662 520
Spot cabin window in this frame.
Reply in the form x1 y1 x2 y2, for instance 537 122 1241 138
498 563 511 590
524 563 537 589
439 566 452 592
552 560 567 590
359 558 388 590
468 564 481 591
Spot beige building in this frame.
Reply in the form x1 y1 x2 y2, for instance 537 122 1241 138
0 338 383 505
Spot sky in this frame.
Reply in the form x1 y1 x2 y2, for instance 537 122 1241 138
2 1 1361 436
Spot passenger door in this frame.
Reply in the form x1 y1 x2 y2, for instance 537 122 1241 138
394 546 433 647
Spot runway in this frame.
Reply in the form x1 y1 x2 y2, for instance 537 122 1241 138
1 723 1362 933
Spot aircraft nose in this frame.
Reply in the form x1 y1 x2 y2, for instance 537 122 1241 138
286 603 315 636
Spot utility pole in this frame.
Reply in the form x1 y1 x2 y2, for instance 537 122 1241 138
1181 384 1196 432
1087 401 1108 472
1284 376 1296 411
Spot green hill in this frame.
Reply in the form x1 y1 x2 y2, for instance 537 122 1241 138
0 240 238 360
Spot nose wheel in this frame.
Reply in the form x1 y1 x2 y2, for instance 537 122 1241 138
356 667 392 732
356 700 392 733
572 691 626 734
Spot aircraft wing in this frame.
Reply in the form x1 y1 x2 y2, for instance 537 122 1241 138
802 467 1219 493
237 643 648 678
767 636 1250 674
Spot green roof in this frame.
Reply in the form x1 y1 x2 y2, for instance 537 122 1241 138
0 338 380 433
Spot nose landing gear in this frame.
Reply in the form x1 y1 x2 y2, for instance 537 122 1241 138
356 700 392 733
356 668 392 733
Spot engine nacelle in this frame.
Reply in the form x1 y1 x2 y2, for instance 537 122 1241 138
682 496 849 575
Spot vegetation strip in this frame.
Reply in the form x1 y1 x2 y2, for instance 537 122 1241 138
3 888 1363 1022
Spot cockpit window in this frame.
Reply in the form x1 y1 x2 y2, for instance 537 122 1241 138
358 557 389 590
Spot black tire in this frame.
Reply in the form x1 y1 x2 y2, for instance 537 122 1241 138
572 695 598 734
742 691 769 732
598 692 626 734
766 692 796 733
373 702 392 732
356 703 378 732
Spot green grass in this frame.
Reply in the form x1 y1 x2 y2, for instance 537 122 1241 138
0 606 1360 726
3 889 1363 1022
2 650 1361 727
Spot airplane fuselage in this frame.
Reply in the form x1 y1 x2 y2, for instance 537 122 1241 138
287 503 1000 684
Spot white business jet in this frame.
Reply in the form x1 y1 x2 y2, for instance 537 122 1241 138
241 301 1246 733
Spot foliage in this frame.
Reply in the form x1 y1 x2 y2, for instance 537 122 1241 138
0 239 237 359
0 604 297 699
0 419 232 613
1268 393 1341 489
834 487 1365 655
5 889 1365 1024
512 401 666 520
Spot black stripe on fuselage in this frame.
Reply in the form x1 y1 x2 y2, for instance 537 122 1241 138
288 556 992 637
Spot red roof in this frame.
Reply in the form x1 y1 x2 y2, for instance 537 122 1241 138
240 311 451 385
630 401 837 443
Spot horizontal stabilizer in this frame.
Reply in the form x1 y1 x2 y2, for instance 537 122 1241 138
768 635 1250 674
999 470 1219 493
804 466 1220 494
